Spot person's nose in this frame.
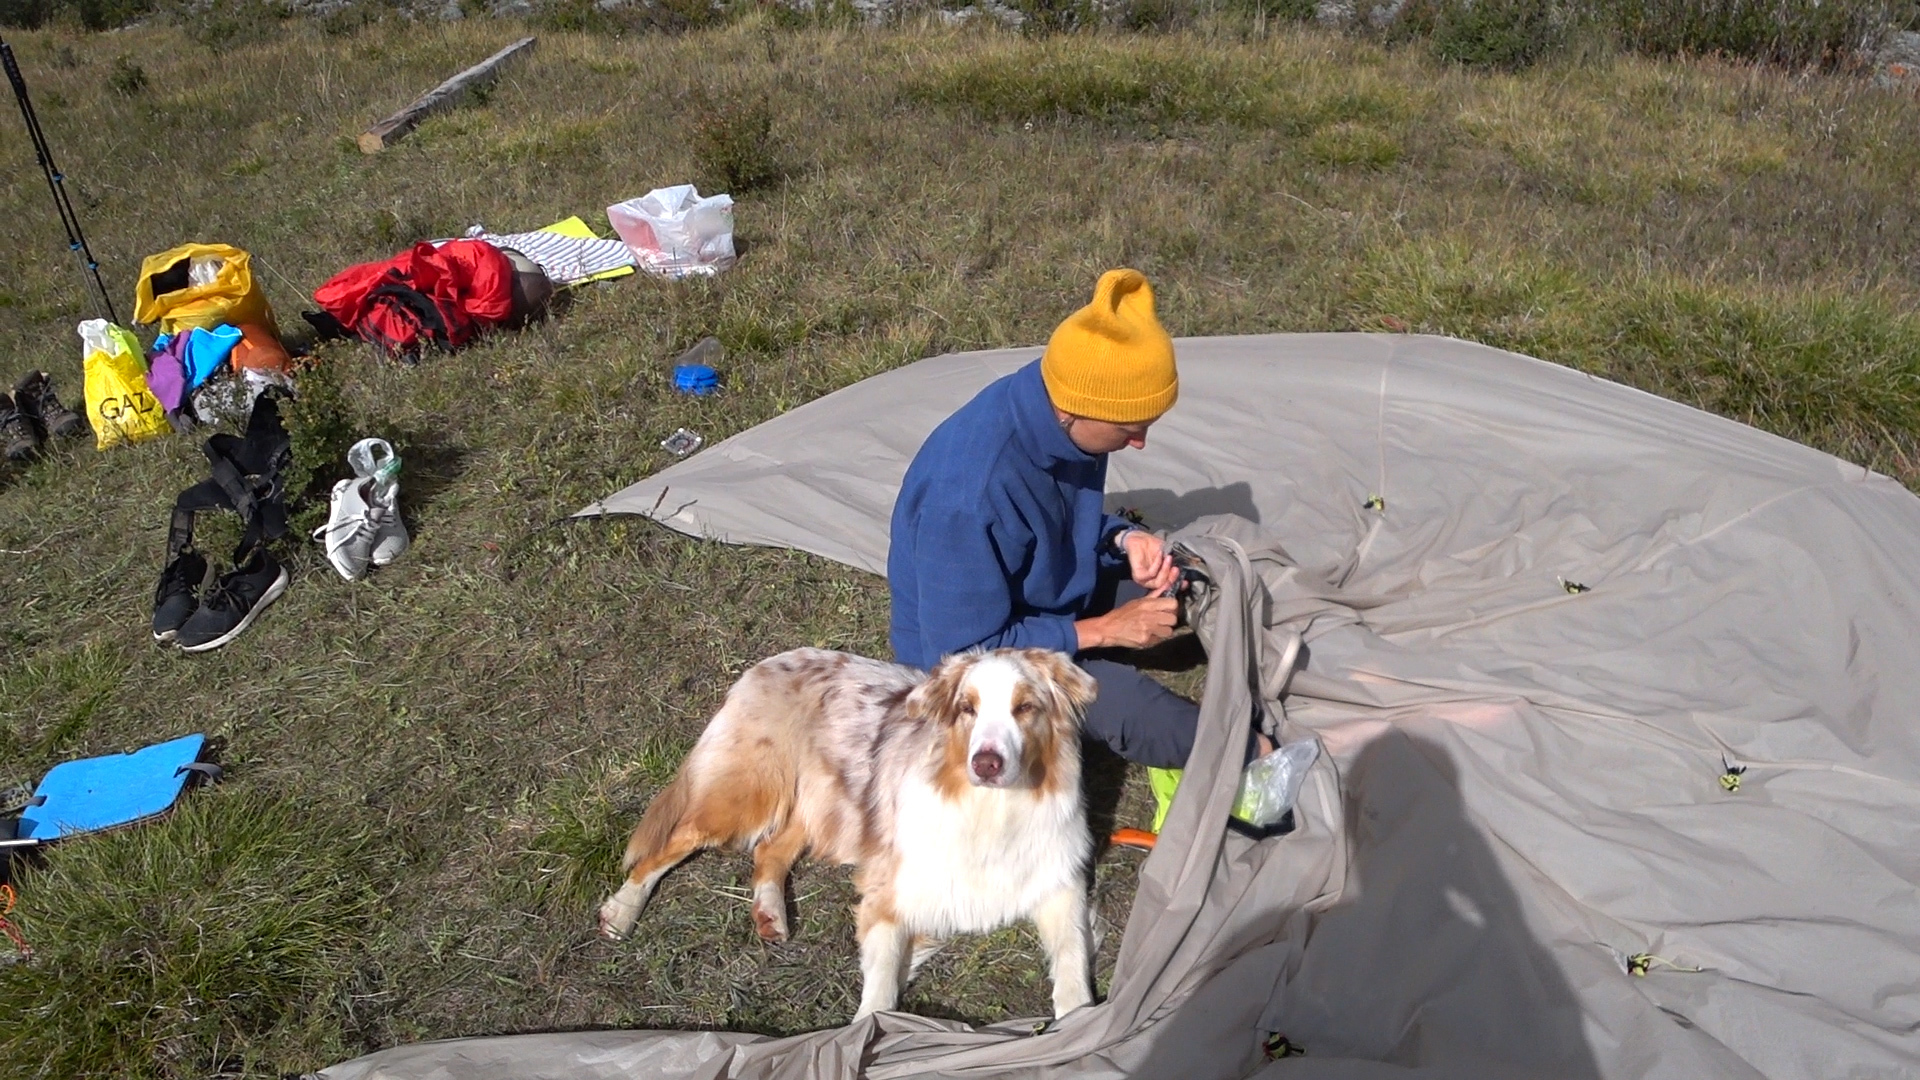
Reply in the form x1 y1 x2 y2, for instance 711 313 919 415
1129 434 1147 450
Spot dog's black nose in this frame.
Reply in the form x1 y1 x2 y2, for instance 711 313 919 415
971 749 1004 781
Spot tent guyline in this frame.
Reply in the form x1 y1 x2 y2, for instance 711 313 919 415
1 35 119 326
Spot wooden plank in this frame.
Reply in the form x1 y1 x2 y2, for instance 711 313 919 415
358 36 537 155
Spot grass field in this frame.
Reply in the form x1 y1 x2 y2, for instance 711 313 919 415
3 11 1920 1078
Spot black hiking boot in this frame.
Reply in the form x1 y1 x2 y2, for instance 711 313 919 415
0 393 39 461
13 370 85 440
175 550 289 653
152 550 209 643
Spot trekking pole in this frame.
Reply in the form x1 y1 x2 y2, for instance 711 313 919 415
0 33 119 325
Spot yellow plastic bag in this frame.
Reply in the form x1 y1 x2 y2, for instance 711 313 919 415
132 242 278 335
80 319 170 449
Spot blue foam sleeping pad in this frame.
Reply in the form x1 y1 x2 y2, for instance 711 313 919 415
16 733 207 842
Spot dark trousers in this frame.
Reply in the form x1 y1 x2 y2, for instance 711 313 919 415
1078 577 1261 770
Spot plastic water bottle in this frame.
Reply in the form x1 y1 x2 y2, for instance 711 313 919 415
348 438 402 501
671 337 723 396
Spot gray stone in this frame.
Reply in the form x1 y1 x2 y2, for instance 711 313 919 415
1314 0 1355 27
1365 0 1405 26
1876 30 1920 89
939 0 1025 27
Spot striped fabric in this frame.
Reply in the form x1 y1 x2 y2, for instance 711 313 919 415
475 227 636 287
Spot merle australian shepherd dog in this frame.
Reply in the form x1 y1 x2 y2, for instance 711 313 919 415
598 647 1098 1020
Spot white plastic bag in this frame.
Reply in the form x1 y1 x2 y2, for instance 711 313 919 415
1232 738 1320 828
607 185 736 279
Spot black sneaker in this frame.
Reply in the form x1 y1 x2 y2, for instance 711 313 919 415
152 550 209 643
0 393 38 461
176 551 289 653
13 370 84 440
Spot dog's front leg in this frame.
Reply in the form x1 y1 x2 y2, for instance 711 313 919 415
1033 885 1093 1017
853 896 911 1020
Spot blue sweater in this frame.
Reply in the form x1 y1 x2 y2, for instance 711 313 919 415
888 361 1132 668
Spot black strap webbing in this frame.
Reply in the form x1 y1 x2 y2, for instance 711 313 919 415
165 391 292 562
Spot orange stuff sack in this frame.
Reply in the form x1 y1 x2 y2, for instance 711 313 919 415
229 322 292 374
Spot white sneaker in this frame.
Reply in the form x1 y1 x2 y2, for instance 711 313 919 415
368 475 408 567
345 438 409 569
312 477 385 581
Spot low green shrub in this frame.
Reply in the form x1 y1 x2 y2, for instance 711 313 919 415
0 0 55 27
1382 0 1896 71
106 54 147 95
1394 0 1570 70
1008 0 1095 33
691 90 783 192
1611 0 1892 68
532 0 728 35
179 0 294 51
0 0 153 29
281 352 359 502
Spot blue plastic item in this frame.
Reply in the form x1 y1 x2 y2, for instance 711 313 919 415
151 326 244 394
674 364 719 395
15 733 209 842
183 325 243 390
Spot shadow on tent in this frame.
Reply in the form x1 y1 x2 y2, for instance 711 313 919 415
1109 482 1262 531
1135 729 1602 1080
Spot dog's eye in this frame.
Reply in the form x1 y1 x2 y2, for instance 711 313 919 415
1012 702 1035 717
958 701 976 717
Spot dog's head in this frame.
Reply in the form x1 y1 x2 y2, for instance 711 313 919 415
907 648 1097 792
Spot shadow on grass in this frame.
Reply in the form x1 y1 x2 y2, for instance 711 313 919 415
386 428 470 515
1081 739 1133 858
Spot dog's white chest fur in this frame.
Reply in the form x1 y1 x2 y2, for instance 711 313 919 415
890 781 1088 937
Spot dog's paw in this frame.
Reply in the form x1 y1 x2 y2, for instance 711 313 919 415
597 895 639 940
752 904 789 942
751 883 789 942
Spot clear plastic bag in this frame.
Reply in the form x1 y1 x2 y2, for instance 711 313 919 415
348 438 401 502
1232 738 1320 828
607 186 736 279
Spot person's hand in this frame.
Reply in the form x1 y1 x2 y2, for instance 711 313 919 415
1122 530 1180 594
1076 595 1179 651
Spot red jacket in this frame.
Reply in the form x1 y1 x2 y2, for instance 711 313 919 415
313 239 514 356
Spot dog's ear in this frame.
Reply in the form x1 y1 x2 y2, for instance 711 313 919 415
907 653 976 726
1020 649 1097 718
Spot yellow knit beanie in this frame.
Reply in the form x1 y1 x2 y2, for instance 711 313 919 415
1041 269 1178 424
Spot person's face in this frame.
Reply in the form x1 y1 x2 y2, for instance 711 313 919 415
1062 415 1153 454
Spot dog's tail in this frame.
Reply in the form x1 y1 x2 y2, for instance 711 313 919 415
621 774 693 875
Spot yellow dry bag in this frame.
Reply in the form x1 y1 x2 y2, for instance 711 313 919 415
132 243 278 336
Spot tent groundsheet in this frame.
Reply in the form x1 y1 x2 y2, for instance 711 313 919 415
321 334 1920 1079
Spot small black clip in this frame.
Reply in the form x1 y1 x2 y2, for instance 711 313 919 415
1263 1032 1305 1059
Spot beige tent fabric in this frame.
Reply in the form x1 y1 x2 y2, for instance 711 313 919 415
321 334 1920 1079
319 535 1348 1080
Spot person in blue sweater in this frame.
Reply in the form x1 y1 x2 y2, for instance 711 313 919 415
888 269 1267 769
